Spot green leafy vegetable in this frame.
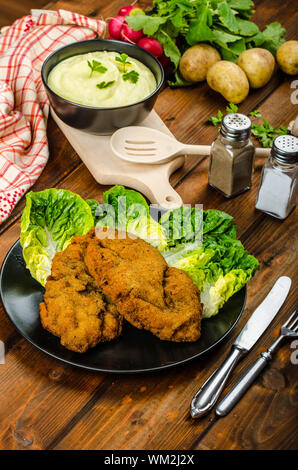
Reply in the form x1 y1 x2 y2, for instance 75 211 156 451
125 14 168 36
126 215 168 251
103 185 149 229
20 189 94 286
122 70 139 84
185 3 214 45
101 185 167 250
162 208 259 317
87 59 107 77
160 206 203 247
261 22 286 55
126 0 286 86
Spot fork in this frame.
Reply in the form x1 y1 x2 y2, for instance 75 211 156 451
216 307 298 417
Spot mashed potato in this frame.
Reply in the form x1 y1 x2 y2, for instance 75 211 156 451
47 51 157 107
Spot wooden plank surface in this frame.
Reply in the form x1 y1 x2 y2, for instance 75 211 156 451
0 0 297 451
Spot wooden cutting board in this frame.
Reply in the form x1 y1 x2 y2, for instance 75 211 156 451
51 109 185 208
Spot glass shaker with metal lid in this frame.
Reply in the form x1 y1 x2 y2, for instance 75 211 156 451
255 135 298 219
209 113 255 197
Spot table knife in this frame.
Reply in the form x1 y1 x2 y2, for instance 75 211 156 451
190 276 291 418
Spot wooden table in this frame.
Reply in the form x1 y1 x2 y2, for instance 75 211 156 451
0 0 297 451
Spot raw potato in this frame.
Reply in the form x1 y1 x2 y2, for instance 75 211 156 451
206 61 249 104
276 40 298 75
179 44 221 83
237 48 275 88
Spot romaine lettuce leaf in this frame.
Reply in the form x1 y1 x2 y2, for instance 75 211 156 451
165 236 259 318
89 186 167 250
21 189 94 286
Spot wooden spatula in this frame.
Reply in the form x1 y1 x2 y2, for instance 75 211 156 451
110 126 270 164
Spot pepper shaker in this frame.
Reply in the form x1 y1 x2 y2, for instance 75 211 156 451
209 113 255 198
255 135 298 219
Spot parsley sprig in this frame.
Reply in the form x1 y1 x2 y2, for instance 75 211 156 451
251 120 288 148
87 59 107 77
115 53 132 73
96 81 115 89
122 70 139 84
209 104 287 147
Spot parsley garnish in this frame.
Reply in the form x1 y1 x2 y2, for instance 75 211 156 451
251 120 288 148
122 70 139 84
209 104 288 147
115 53 132 72
96 81 115 89
87 60 107 77
209 110 223 127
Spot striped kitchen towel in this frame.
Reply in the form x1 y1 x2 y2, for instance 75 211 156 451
0 9 105 224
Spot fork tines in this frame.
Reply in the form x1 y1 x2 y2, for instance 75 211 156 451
283 307 298 331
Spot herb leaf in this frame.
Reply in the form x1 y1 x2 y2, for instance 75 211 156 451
209 104 287 147
209 110 224 127
122 70 139 84
226 103 239 114
251 120 287 147
96 81 115 89
249 109 262 118
115 53 132 72
87 60 107 77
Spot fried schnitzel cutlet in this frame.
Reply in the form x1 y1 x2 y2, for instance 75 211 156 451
84 227 202 342
39 232 122 353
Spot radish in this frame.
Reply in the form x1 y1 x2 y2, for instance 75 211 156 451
158 54 171 68
108 15 125 40
121 22 143 43
118 5 143 17
137 37 163 58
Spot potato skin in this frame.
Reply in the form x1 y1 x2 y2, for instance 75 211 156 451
179 44 221 83
206 61 249 104
237 48 275 88
276 40 298 75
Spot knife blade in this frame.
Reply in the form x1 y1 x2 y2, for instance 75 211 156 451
190 276 291 418
234 276 292 351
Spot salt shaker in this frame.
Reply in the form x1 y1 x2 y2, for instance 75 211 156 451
255 135 298 219
209 113 255 197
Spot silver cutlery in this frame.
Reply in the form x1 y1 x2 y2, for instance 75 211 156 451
216 306 298 416
190 276 292 418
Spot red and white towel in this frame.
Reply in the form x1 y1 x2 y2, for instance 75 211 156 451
0 9 106 224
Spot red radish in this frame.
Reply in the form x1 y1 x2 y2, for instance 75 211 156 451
137 37 163 57
118 5 143 16
108 15 125 40
158 54 171 68
121 22 143 43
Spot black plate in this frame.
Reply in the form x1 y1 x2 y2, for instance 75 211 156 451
0 240 245 373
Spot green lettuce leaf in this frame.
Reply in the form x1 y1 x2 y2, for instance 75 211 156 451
20 189 94 286
126 215 168 251
99 185 167 250
160 206 203 246
167 238 259 317
161 207 259 317
103 185 149 224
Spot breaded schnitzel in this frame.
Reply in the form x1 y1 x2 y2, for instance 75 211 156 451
39 232 122 353
84 227 202 342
